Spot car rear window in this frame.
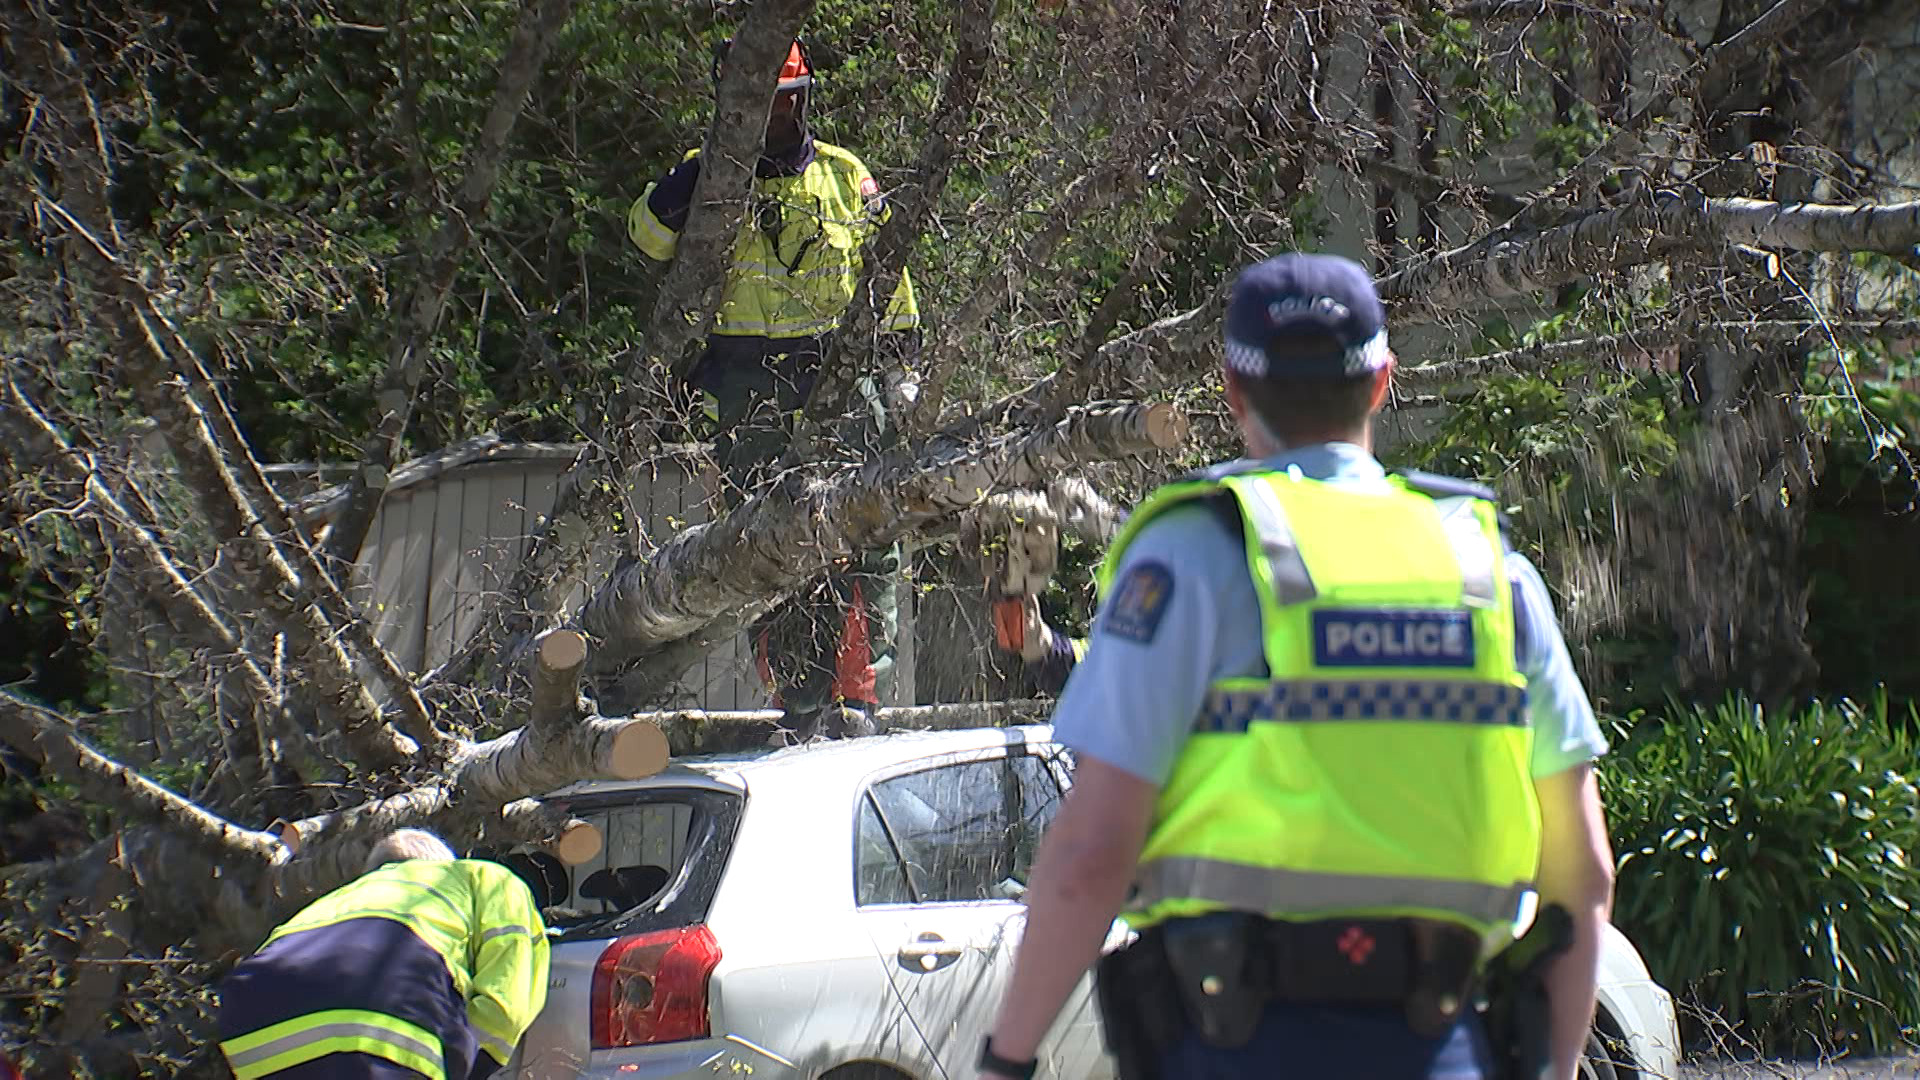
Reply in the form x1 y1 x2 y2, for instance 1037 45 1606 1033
485 786 743 942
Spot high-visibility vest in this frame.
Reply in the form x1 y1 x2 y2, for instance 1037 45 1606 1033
629 141 920 339
1103 468 1541 948
218 859 549 1079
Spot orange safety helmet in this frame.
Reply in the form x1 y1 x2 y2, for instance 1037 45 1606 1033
711 37 814 91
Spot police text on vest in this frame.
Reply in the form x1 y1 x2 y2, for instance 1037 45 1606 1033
1312 609 1476 668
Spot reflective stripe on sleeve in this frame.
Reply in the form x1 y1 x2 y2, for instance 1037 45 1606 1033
478 924 532 944
476 1028 514 1064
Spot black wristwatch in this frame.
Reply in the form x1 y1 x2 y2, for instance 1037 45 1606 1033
977 1037 1038 1080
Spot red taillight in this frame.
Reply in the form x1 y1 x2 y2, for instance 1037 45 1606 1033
590 926 722 1049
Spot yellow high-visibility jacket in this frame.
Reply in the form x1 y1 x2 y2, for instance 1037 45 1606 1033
218 859 549 1079
1105 469 1541 950
629 141 919 338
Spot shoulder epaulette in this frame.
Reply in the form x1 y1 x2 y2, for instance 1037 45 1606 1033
1390 467 1512 534
1390 466 1498 503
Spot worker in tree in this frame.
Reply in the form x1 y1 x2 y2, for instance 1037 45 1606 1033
217 829 549 1080
630 37 918 741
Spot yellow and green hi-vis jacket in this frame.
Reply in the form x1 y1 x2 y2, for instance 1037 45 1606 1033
1103 466 1542 949
630 141 919 339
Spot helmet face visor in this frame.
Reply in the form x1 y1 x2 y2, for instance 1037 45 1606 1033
766 85 810 154
712 38 814 91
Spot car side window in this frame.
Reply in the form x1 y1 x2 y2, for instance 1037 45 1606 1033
861 754 1064 905
855 795 916 905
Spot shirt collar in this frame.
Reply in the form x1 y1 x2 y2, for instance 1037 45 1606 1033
1249 441 1390 487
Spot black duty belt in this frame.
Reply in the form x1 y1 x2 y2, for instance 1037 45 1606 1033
1144 912 1486 1041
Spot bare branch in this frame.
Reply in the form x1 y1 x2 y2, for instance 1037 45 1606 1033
1359 155 1529 220
0 690 285 868
31 195 433 765
2 366 336 787
649 700 1053 756
272 715 669 902
1522 0 1833 214
969 291 1227 434
321 0 578 567
1379 192 1920 313
1397 318 1920 390
804 0 998 422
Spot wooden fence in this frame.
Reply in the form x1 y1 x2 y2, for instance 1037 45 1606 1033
281 441 918 712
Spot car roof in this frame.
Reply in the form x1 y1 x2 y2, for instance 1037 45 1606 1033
543 723 1059 799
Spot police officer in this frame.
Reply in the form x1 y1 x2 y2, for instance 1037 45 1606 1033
217 829 549 1079
630 38 917 740
976 254 1615 1080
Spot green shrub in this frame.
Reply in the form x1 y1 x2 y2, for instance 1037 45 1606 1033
1601 693 1920 1056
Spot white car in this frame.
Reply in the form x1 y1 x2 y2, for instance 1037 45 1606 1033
504 725 1678 1080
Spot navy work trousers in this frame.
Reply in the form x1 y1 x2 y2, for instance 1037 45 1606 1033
694 334 900 715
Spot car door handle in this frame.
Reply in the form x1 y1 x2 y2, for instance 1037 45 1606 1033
898 933 964 973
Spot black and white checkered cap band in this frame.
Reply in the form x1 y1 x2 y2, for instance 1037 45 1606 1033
1224 329 1390 378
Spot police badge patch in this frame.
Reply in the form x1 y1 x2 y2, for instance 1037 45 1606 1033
1102 561 1175 643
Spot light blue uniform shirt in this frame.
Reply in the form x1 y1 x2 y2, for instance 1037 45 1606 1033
1052 442 1607 785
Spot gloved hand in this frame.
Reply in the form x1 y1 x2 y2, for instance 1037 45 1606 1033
992 594 1057 662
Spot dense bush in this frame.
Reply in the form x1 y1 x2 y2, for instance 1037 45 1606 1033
1601 693 1920 1056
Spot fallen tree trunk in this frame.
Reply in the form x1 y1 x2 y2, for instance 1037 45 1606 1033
650 699 1054 756
578 400 1189 671
1397 318 1920 390
1379 192 1920 313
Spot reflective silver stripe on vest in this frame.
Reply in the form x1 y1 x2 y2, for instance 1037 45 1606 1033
224 1021 443 1076
1134 856 1531 926
1234 481 1318 605
1435 501 1499 609
479 924 531 944
1195 680 1527 732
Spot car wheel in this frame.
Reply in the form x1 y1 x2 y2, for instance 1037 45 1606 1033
1577 1027 1620 1080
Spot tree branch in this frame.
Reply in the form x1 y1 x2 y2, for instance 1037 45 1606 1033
0 690 284 868
650 700 1054 756
803 0 997 424
528 628 589 732
2 366 337 789
33 196 437 764
578 401 1190 670
1397 318 1920 390
321 0 577 567
1378 191 1920 313
271 713 670 902
494 798 603 866
1521 0 1833 214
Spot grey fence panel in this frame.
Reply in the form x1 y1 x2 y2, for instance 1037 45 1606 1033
346 448 789 710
